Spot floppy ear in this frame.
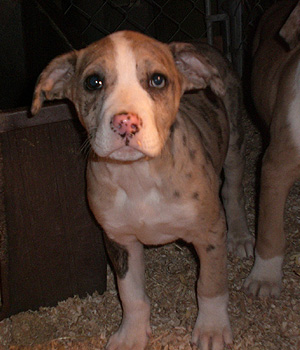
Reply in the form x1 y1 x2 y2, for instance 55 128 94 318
31 51 77 115
279 1 300 50
169 42 225 96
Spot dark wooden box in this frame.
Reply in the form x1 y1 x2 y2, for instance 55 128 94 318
0 102 107 320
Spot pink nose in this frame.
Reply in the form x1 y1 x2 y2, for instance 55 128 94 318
110 112 141 138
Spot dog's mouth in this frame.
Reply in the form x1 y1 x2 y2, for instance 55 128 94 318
108 145 146 161
89 124 162 161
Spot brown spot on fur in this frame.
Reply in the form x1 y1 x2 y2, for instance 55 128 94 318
189 149 196 160
193 192 199 200
206 244 216 252
103 235 128 279
174 191 180 198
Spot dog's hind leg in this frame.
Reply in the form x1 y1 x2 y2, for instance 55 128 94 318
244 136 300 297
221 106 254 258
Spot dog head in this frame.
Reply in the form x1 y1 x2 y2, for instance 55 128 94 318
32 31 224 162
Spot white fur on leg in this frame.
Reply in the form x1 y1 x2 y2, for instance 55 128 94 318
191 294 232 350
106 298 151 350
106 241 151 350
244 251 284 297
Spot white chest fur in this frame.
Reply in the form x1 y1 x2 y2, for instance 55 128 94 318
101 161 198 245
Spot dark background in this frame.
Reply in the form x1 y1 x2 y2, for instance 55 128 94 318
0 0 276 110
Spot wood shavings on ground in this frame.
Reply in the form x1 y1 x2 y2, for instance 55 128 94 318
0 109 299 349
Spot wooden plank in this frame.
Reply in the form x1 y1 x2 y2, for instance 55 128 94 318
0 106 107 318
0 102 75 133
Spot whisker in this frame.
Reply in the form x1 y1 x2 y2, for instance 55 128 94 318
79 128 97 160
80 137 91 156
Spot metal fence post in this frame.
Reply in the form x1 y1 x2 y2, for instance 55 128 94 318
205 0 232 62
219 0 243 76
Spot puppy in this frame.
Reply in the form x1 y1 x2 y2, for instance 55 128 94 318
244 0 300 297
31 30 252 350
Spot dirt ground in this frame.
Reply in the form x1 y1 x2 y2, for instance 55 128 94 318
0 100 299 349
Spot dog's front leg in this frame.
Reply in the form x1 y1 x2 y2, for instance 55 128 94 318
191 216 232 350
104 236 151 350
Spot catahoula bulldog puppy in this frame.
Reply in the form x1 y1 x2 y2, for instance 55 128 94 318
244 0 300 298
31 30 252 350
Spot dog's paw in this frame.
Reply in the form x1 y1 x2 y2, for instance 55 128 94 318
227 234 254 258
243 253 283 297
244 277 282 297
191 327 232 350
106 322 151 350
192 295 233 350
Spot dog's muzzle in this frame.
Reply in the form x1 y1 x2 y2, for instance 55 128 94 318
105 112 146 161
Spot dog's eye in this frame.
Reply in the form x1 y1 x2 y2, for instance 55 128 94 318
149 73 166 88
85 74 104 91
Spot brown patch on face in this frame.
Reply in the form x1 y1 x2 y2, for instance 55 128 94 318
122 31 183 145
76 36 115 77
71 36 117 128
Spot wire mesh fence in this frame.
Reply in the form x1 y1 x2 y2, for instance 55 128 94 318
0 0 280 110
45 0 210 45
35 0 278 75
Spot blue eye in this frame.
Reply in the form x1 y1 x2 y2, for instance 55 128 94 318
85 74 104 91
149 73 166 88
